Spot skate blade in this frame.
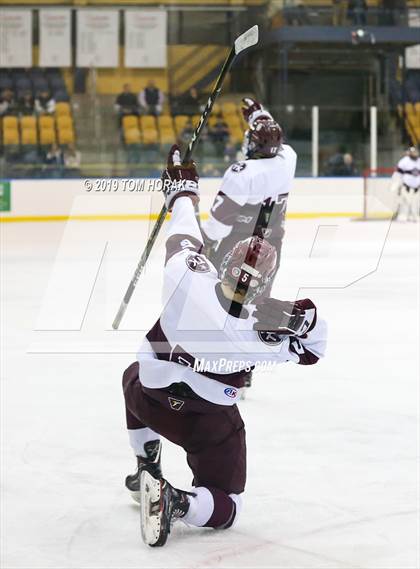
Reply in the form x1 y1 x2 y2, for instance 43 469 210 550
140 470 164 546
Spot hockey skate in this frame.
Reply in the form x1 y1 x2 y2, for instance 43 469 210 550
140 469 193 547
125 440 162 504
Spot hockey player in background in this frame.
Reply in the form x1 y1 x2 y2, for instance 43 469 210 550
122 145 327 547
202 97 296 278
394 146 419 222
201 97 297 391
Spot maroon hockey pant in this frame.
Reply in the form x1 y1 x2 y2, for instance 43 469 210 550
122 362 246 527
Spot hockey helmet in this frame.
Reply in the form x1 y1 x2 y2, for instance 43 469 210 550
220 236 277 303
242 118 283 159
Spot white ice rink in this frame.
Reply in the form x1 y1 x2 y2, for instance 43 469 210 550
1 217 419 568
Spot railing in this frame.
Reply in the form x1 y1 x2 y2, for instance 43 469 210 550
269 5 420 27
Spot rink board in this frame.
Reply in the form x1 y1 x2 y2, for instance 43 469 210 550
0 177 394 221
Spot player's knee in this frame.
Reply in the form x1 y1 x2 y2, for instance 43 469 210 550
184 487 242 529
204 488 242 530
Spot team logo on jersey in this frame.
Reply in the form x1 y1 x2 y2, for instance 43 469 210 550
186 253 210 273
224 387 238 398
168 397 185 411
258 330 284 346
231 162 246 173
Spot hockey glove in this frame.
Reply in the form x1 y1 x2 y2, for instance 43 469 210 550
241 97 273 126
161 145 199 211
252 298 316 337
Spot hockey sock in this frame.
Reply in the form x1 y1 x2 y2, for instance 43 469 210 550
183 486 242 529
128 427 161 457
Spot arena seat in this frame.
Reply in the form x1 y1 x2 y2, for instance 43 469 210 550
55 102 71 117
3 116 18 130
57 115 73 130
122 115 138 130
230 127 244 145
222 102 239 116
58 128 75 145
39 115 55 130
124 128 141 144
225 114 242 130
207 115 219 127
158 115 174 130
141 116 158 130
40 128 56 146
160 127 176 147
21 116 37 130
3 128 20 146
174 115 189 134
21 128 38 145
142 128 159 145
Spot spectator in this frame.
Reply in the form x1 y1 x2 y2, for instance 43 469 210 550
325 151 357 176
35 90 56 115
64 143 81 177
114 84 139 121
342 153 357 176
180 87 201 116
18 91 35 116
347 0 367 25
209 114 229 155
44 143 63 178
138 80 164 116
0 89 17 116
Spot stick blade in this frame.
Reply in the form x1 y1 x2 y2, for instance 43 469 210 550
234 25 259 55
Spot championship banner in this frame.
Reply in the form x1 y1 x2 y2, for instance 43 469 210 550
39 9 71 67
76 10 119 68
124 10 167 68
0 10 32 68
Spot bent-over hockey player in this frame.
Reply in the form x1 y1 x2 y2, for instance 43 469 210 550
122 145 327 547
394 146 419 222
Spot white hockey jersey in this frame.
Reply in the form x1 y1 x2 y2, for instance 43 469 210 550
202 144 297 242
137 197 327 406
397 156 420 189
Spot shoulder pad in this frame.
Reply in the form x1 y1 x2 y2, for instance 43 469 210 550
231 162 247 173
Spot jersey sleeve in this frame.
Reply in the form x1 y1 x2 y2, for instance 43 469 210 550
163 197 216 304
165 196 203 264
239 305 327 366
202 163 251 241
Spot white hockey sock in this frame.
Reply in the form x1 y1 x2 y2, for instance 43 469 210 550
183 487 214 527
128 427 160 457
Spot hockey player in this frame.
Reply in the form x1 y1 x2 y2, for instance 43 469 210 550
122 145 327 547
201 97 297 391
201 97 296 286
394 146 420 222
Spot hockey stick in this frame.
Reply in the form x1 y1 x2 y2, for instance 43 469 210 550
112 25 259 330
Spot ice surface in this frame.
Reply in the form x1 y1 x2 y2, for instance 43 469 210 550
1 218 418 568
